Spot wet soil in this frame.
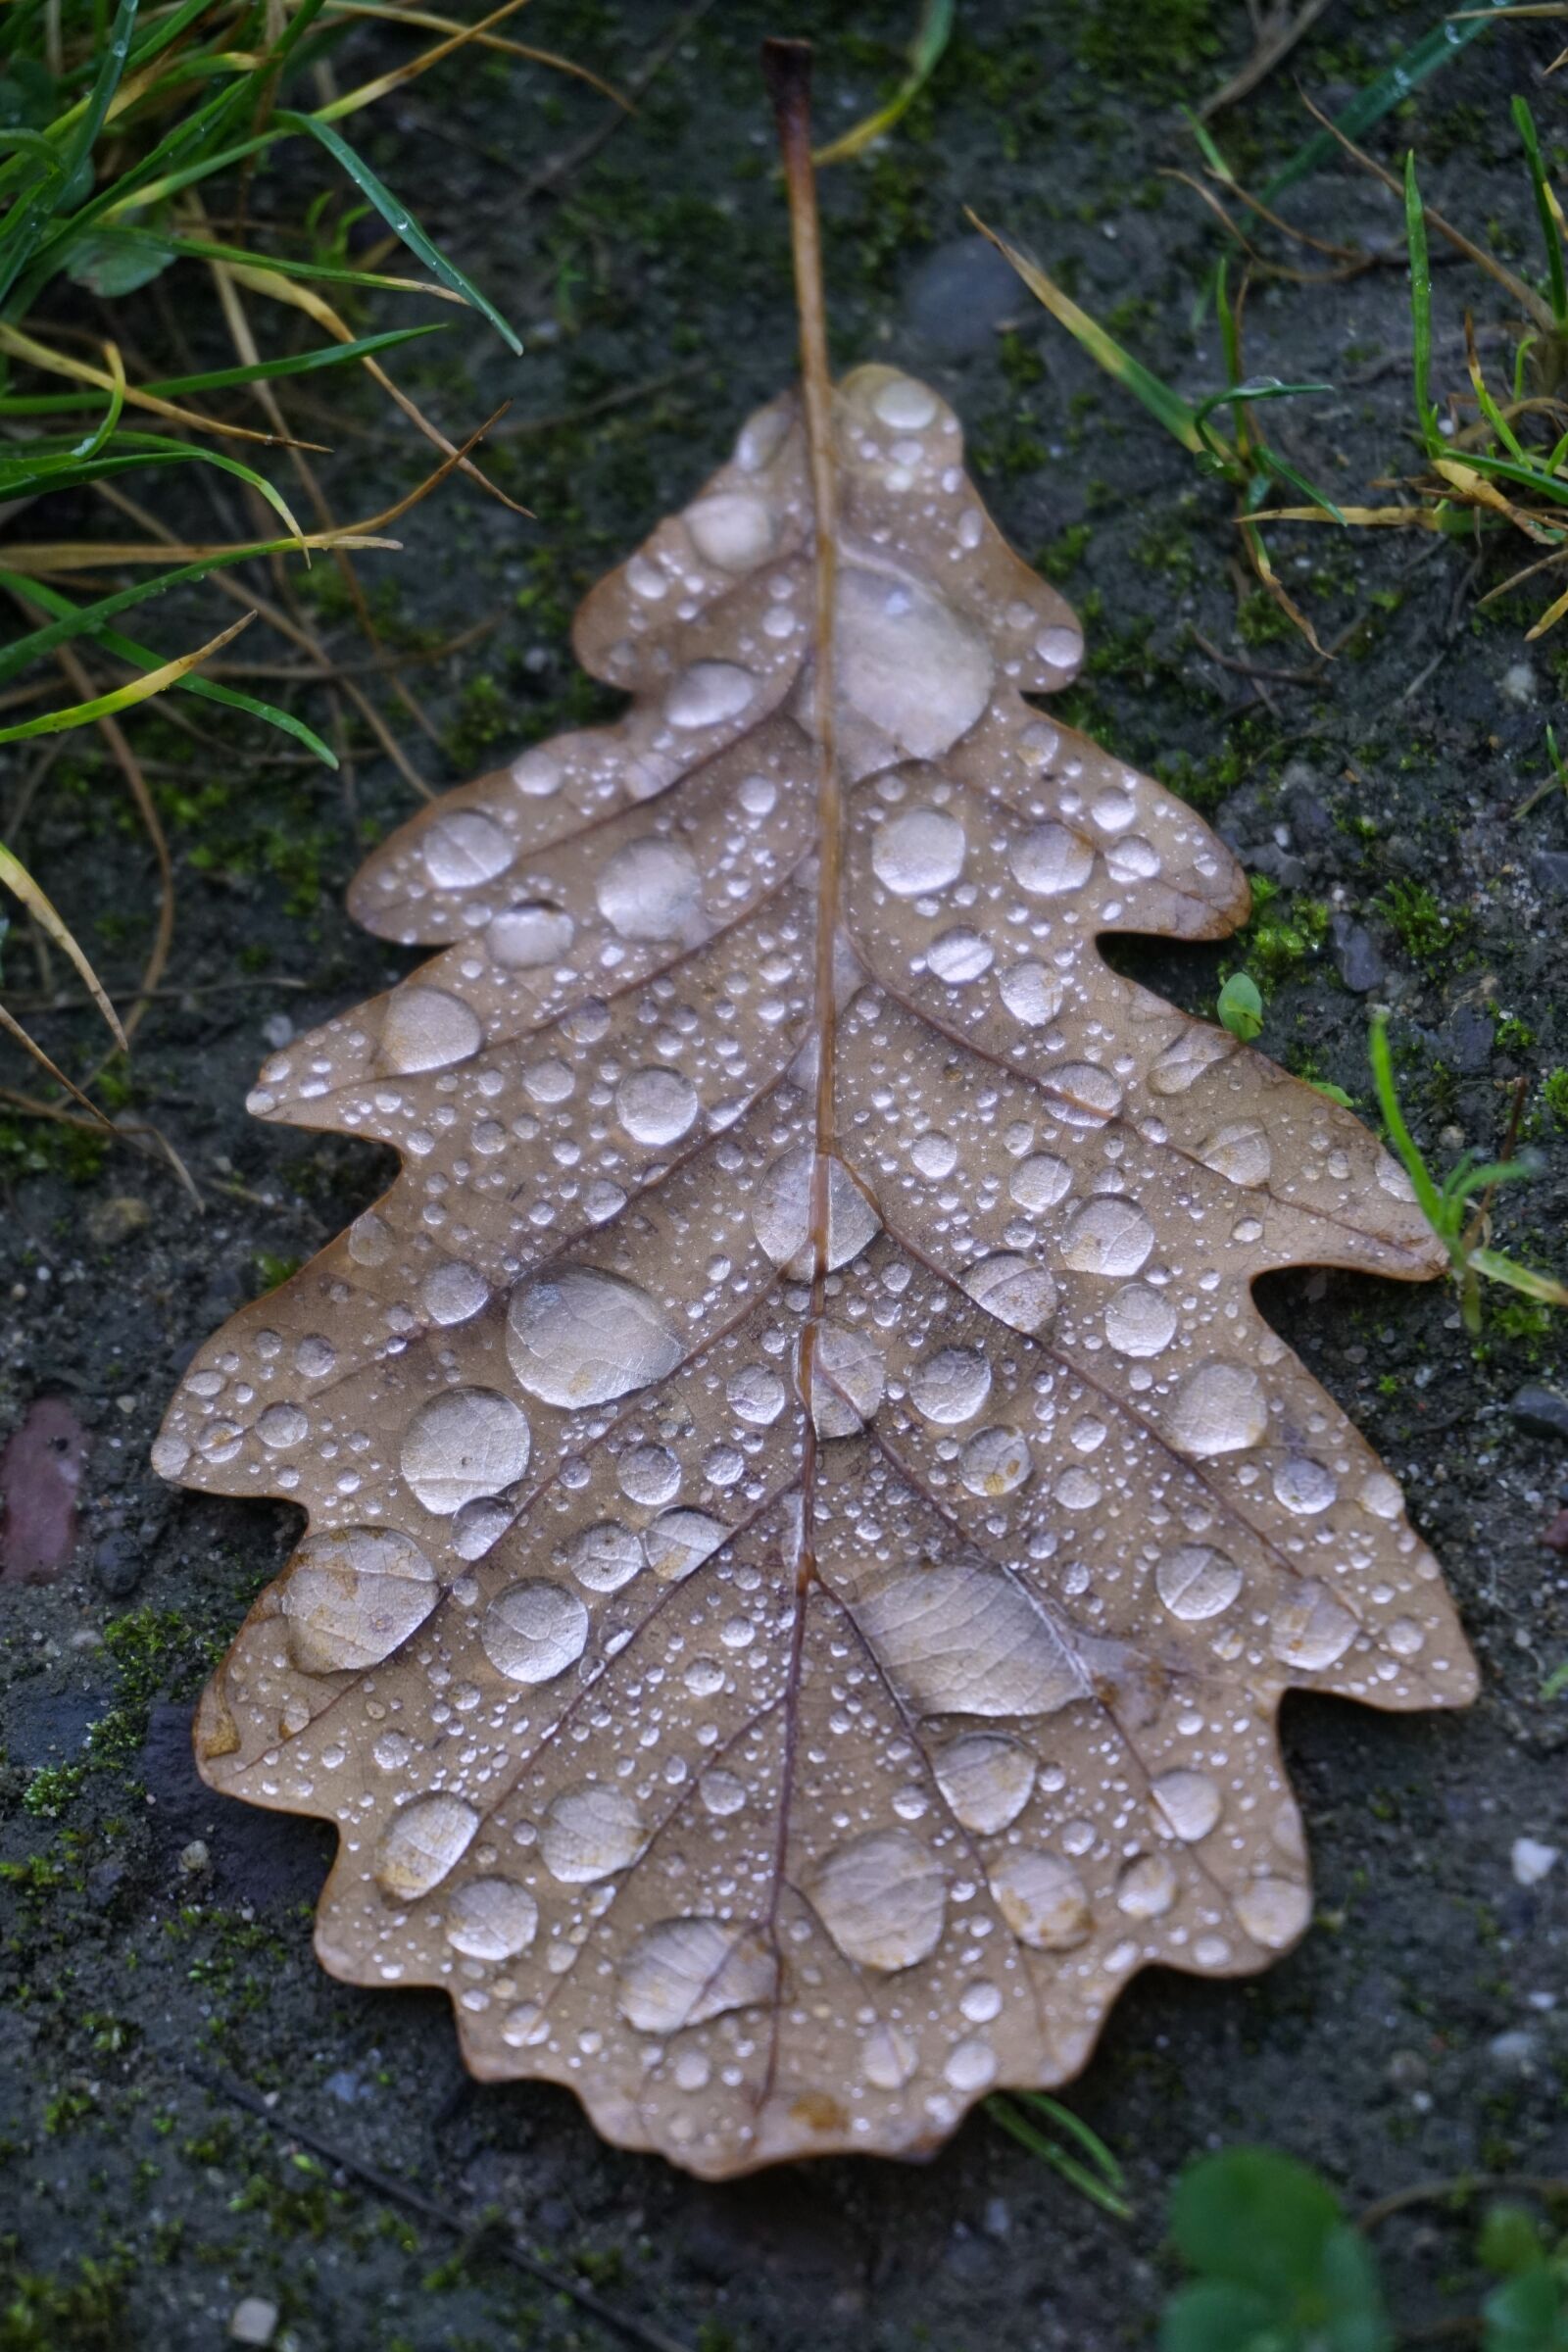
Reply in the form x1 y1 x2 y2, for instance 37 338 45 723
3 3 1568 2346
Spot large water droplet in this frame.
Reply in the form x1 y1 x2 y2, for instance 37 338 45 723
958 1426 1032 1497
1198 1121 1272 1189
861 2022 918 2089
962 1252 1056 1335
836 566 993 760
422 1260 490 1326
282 1526 437 1675
858 1565 1081 1717
566 1520 645 1592
1010 1153 1071 1213
422 809 514 889
935 1733 1035 1833
1010 821 1095 899
1116 1853 1178 1918
909 1346 991 1425
541 1784 645 1883
809 1322 886 1436
1270 1582 1357 1671
597 837 702 942
727 1364 786 1426
873 373 939 430
446 1876 538 1960
401 1389 530 1514
808 1829 947 1971
1154 1544 1243 1622
487 902 575 967
1060 1198 1154 1278
375 1792 479 1899
870 806 966 897
665 661 756 730
1272 1457 1337 1516
507 1268 681 1408
1152 1770 1221 1841
998 962 1065 1026
927 926 993 985
1103 1281 1175 1356
753 1146 882 1276
644 1508 728 1583
381 985 482 1073
481 1580 589 1684
1234 1877 1311 1949
1165 1360 1269 1456
616 1917 777 2033
989 1850 1091 1949
616 1065 699 1148
683 491 775 571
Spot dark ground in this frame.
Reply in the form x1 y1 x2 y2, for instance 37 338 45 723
4 2 1568 2346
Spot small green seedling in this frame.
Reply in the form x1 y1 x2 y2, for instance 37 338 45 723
988 2091 1131 2220
1478 2202 1568 2352
1160 2147 1392 2352
1370 1013 1568 1335
1217 972 1264 1043
1517 722 1568 821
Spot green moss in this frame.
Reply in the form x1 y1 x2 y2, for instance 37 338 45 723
1379 876 1466 970
1077 0 1220 87
0 2249 126 2351
442 673 513 771
1036 522 1091 581
1543 1066 1568 1125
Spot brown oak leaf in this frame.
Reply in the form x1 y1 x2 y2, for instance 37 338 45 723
155 355 1476 2179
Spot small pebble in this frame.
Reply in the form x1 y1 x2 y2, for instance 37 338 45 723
1511 1386 1568 1446
1511 1837 1559 1887
262 1013 294 1051
178 1838 210 1876
229 2299 278 2347
1488 2030 1540 2072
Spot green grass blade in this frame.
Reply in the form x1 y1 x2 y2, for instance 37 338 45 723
1405 153 1441 457
1257 449 1346 525
1260 0 1516 209
813 0 956 165
1511 94 1568 331
967 212 1204 455
1369 1013 1451 1248
273 108 521 354
3 570 334 763
0 436 307 540
1010 2092 1128 2191
1179 103 1236 185
0 609 253 742
143 324 445 396
0 325 443 412
0 547 299 683
987 2098 1132 2221
57 0 139 192
74 220 470 297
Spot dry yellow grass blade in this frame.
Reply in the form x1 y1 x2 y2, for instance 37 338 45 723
0 324 325 455
0 842 127 1050
318 0 631 114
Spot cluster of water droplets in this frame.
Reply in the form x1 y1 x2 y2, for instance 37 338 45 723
158 366 1475 2177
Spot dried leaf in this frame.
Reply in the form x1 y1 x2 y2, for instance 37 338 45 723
156 364 1476 2179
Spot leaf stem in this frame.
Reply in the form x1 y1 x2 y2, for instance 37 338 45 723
763 34 841 1398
